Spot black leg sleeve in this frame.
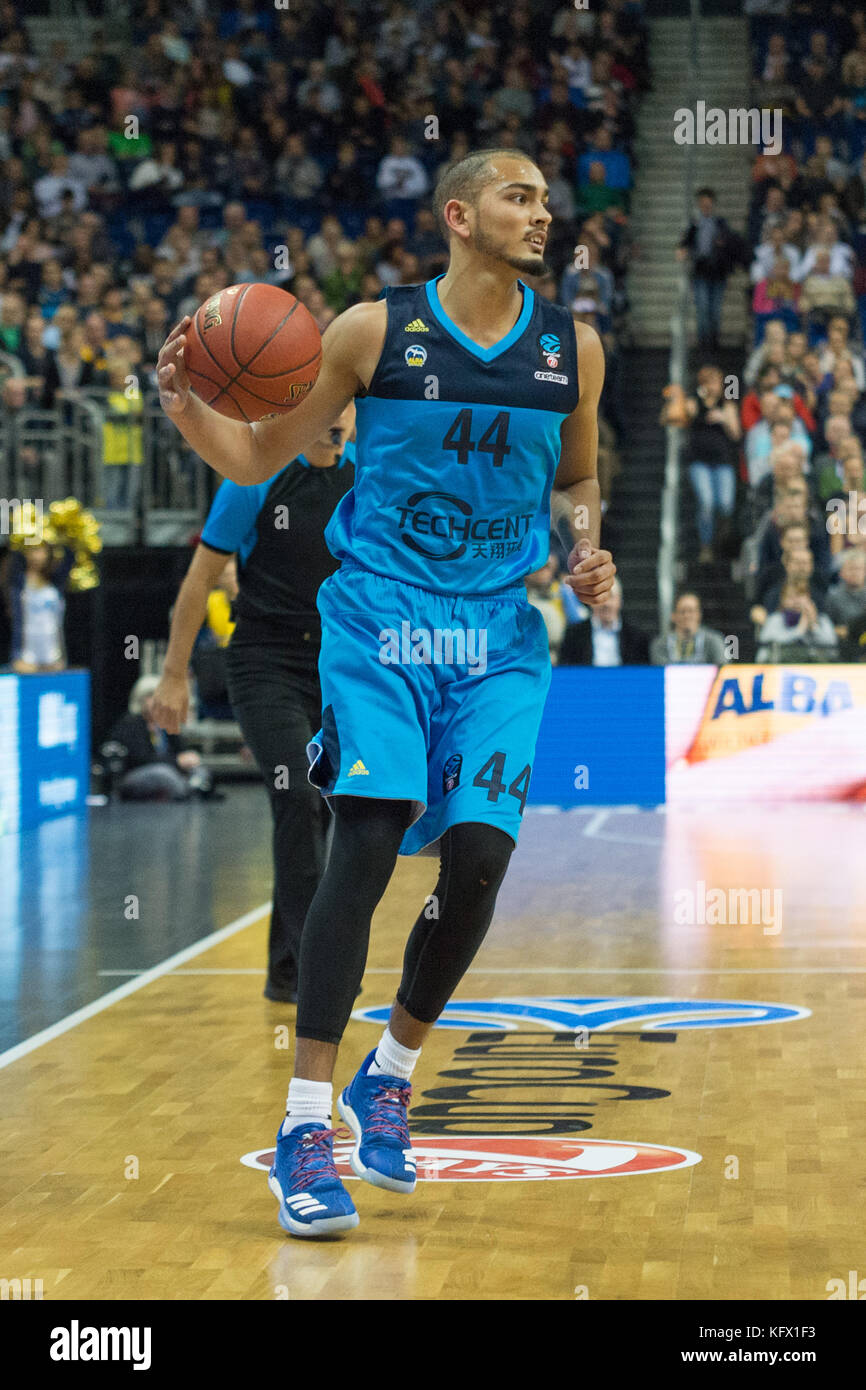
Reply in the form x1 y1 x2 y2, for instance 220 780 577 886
295 796 413 1045
397 822 514 1025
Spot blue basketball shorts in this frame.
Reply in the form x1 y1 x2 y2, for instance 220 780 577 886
306 561 552 856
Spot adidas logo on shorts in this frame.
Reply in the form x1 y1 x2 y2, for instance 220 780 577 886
403 318 429 332
348 759 369 777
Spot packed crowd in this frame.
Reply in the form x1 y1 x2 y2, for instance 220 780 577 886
666 1 866 664
0 0 648 521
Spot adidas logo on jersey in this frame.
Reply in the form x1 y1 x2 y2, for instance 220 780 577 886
403 318 429 332
348 759 369 777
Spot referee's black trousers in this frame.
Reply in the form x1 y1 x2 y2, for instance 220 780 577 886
225 637 328 991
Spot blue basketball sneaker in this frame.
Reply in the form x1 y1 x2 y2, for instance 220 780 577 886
268 1122 359 1237
337 1050 417 1193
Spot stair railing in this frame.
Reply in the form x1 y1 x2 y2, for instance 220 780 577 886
658 0 701 631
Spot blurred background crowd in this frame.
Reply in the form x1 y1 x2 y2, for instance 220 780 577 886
0 0 660 681
664 0 866 666
0 0 645 504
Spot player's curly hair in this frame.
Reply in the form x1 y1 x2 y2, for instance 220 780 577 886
433 148 539 239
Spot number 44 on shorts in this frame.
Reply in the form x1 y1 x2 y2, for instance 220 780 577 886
473 752 531 814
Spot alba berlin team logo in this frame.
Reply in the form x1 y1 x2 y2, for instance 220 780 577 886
241 1135 701 1182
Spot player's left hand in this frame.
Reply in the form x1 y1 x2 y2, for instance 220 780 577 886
563 538 616 606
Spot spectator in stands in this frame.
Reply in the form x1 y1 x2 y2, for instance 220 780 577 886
818 313 866 390
376 134 430 201
792 47 846 138
324 140 366 209
0 288 25 352
305 215 348 280
66 126 119 206
741 360 816 435
18 313 59 407
798 248 856 332
752 536 827 628
826 546 866 644
743 316 788 385
537 149 577 224
752 253 801 338
101 357 144 509
139 297 169 372
678 187 745 350
755 186 789 245
33 151 86 219
322 244 364 314
54 316 88 393
756 571 839 663
745 438 810 538
750 222 802 285
578 126 631 193
79 309 108 376
559 576 649 665
755 32 796 110
650 592 728 666
745 388 813 487
36 257 71 320
796 218 855 282
405 206 447 277
827 438 866 503
755 486 832 604
662 363 741 564
814 414 858 500
274 131 324 202
577 158 627 216
127 140 184 201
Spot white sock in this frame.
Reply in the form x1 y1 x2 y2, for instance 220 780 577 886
368 1026 421 1080
282 1077 332 1135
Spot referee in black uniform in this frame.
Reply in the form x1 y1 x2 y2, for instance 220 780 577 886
152 404 356 1001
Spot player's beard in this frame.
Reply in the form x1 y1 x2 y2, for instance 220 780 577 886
473 219 548 276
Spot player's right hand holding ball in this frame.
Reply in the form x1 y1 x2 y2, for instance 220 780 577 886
157 317 193 417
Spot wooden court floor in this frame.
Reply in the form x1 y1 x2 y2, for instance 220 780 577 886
0 804 864 1301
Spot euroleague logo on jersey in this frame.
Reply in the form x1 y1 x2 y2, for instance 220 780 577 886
538 332 561 368
241 1135 701 1183
443 752 462 794
535 332 568 385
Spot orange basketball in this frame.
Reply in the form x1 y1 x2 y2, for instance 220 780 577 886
184 282 322 422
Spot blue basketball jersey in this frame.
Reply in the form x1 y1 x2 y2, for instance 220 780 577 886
324 274 580 595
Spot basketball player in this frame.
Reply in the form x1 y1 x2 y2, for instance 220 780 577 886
151 407 356 1003
157 150 615 1237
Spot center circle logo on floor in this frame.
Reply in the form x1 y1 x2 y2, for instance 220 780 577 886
350 995 811 1031
241 1135 701 1182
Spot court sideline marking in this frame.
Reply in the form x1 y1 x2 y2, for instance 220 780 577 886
0 901 271 1072
97 966 866 976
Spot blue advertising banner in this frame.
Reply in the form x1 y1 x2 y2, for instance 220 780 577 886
0 671 90 835
529 667 666 806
